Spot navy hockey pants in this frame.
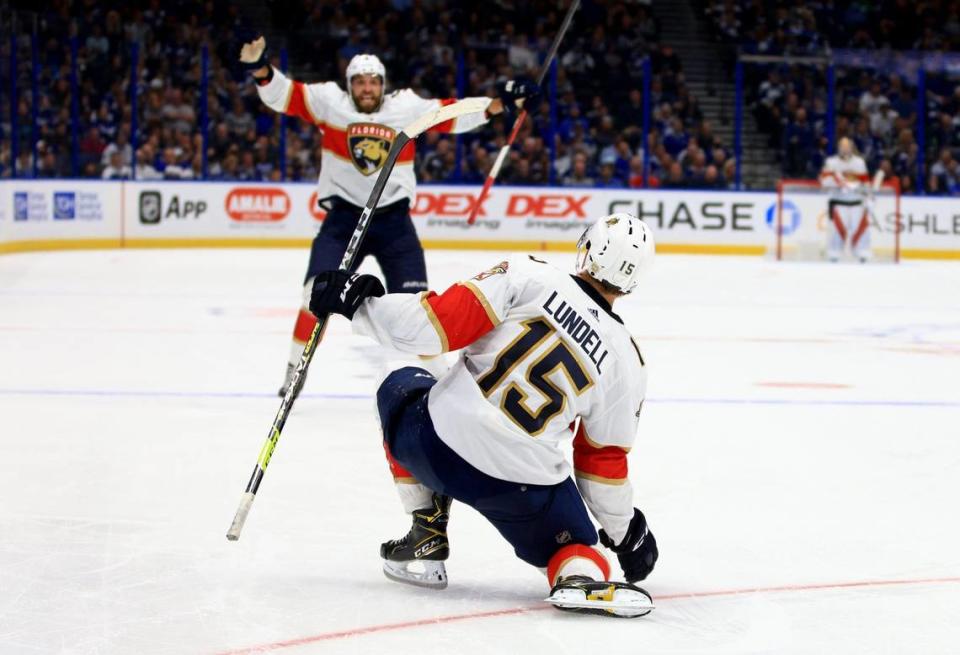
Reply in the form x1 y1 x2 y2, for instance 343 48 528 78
376 367 599 568
305 197 427 293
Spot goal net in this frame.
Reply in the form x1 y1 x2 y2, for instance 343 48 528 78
772 178 901 262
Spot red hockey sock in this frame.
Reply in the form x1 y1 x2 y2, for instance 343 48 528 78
292 308 318 344
547 544 611 585
383 441 416 483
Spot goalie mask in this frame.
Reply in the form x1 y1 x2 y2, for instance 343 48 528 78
576 213 655 294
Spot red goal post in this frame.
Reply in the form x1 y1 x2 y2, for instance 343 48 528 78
774 177 902 262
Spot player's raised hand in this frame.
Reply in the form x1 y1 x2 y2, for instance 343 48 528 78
309 271 385 321
496 78 540 113
599 508 659 582
239 36 268 70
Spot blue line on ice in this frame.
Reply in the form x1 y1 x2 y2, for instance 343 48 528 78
0 388 958 407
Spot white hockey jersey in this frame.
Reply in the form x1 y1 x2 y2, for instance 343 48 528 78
256 68 492 207
354 255 647 543
819 154 869 201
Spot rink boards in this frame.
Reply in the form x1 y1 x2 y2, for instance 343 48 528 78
1 179 959 258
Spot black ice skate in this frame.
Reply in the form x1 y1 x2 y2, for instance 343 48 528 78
546 575 655 618
277 362 305 400
380 494 450 589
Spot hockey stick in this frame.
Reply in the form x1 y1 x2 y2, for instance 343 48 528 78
465 0 580 225
226 97 492 541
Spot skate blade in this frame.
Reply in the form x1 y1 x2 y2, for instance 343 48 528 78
382 560 448 590
545 585 655 618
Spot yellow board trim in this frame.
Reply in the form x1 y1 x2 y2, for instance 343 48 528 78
123 238 312 249
899 249 960 260
2 237 959 260
0 238 124 254
420 292 450 353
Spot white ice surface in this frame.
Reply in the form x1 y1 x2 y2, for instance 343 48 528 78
1 248 958 654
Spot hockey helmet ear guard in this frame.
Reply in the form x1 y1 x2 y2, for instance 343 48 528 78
576 213 655 294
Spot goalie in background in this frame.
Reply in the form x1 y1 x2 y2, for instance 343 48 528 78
818 137 873 262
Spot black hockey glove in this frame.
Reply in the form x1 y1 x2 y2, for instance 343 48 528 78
496 78 540 113
309 271 385 321
599 508 658 583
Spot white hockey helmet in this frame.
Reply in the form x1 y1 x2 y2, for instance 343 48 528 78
576 213 655 294
346 53 386 86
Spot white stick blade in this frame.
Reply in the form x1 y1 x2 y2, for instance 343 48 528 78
402 97 491 139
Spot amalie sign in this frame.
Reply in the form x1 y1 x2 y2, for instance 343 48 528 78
226 188 290 222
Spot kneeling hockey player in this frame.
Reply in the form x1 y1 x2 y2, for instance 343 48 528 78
309 214 659 617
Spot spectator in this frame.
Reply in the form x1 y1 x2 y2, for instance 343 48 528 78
611 138 633 181
160 147 193 180
662 117 689 157
627 155 660 188
102 151 133 179
783 107 815 177
225 98 255 136
101 130 132 168
79 127 106 169
704 164 723 189
217 152 241 180
929 148 960 194
561 152 595 187
859 80 888 115
421 139 455 182
135 146 162 180
463 145 491 184
596 159 625 188
163 89 196 134
868 98 898 140
662 162 685 188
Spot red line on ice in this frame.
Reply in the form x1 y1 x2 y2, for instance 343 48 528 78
755 382 853 389
214 575 960 654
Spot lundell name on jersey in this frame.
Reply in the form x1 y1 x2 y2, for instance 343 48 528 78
543 291 609 373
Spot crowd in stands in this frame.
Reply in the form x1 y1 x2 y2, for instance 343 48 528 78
272 0 726 189
703 0 960 195
4 1 959 195
1 0 726 191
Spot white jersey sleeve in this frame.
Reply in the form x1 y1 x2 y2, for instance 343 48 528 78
574 336 646 543
255 68 338 125
352 259 513 355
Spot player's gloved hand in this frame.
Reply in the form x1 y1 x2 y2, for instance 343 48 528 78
496 78 540 113
599 508 658 583
309 270 385 320
239 36 270 79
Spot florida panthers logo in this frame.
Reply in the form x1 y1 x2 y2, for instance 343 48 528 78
472 261 509 281
347 123 396 175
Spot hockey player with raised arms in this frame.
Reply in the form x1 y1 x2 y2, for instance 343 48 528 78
308 214 660 617
238 37 539 397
